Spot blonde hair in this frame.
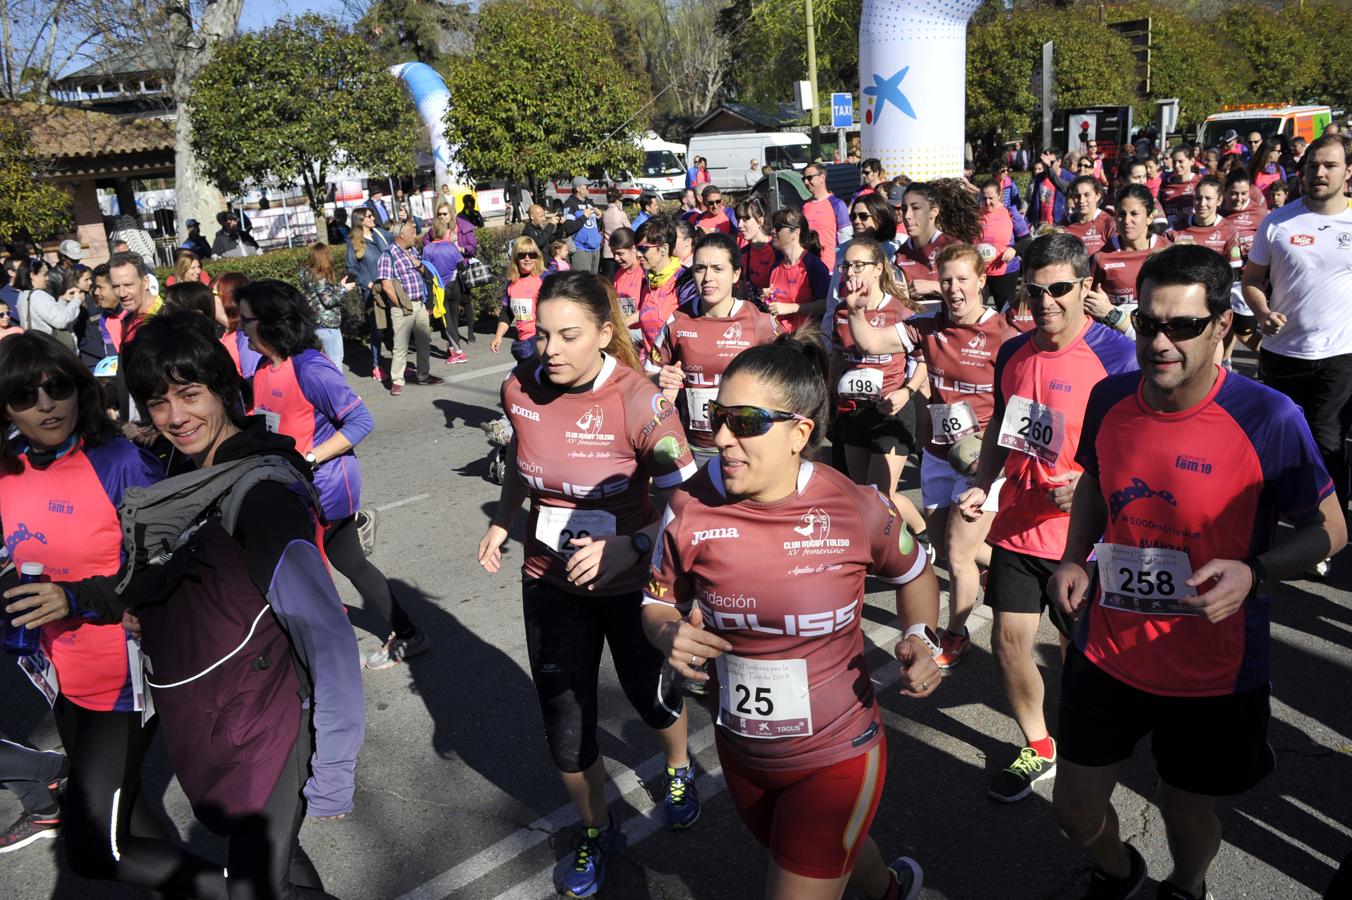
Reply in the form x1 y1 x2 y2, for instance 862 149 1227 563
510 236 545 282
172 249 200 284
537 272 641 373
549 240 569 259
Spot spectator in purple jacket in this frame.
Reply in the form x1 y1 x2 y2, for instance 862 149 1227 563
456 195 483 258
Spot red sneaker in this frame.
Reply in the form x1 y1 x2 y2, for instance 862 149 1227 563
391 383 403 396
935 627 971 669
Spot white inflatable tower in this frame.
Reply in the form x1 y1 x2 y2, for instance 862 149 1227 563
859 0 985 181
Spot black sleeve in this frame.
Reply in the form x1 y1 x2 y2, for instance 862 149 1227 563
233 481 321 596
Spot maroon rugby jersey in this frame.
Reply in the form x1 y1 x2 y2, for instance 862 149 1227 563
831 295 913 414
644 461 927 771
1223 205 1264 260
502 354 697 594
1065 211 1118 257
1173 216 1242 271
1158 173 1201 228
894 232 959 299
1091 234 1173 307
906 309 1018 457
652 300 777 448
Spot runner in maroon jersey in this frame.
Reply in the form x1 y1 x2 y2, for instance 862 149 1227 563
828 236 929 544
478 272 700 897
1090 185 1172 336
1158 146 1201 229
1064 176 1118 256
1173 177 1242 272
895 181 981 304
653 233 778 464
641 331 941 900
1221 171 1266 363
736 197 777 305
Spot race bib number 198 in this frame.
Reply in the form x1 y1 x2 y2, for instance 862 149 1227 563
837 367 883 401
1094 543 1201 616
997 395 1065 464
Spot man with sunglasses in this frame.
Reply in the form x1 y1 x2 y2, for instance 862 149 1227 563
849 158 887 204
801 164 852 269
695 185 738 236
1047 244 1345 900
955 233 1137 804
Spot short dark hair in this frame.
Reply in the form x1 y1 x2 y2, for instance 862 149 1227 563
692 232 741 271
1023 232 1091 280
0 332 120 475
700 184 722 200
861 157 882 175
164 281 216 319
1196 175 1223 196
608 226 636 252
235 279 317 359
108 250 148 278
1115 183 1157 214
1069 175 1102 196
1306 133 1352 165
1137 243 1233 318
639 192 658 210
122 309 244 419
636 215 676 254
673 216 697 243
91 263 110 280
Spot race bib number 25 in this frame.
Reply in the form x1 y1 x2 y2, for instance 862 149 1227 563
716 654 813 739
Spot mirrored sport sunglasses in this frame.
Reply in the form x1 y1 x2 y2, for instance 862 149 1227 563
1130 310 1216 341
708 401 808 437
8 375 76 412
1024 280 1078 301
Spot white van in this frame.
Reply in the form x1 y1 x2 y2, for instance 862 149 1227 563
545 134 688 204
687 132 811 189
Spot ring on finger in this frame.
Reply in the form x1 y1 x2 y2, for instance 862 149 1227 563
689 654 698 666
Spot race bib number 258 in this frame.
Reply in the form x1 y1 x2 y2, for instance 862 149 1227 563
1094 543 1201 616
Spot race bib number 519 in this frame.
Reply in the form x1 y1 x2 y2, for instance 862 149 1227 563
997 395 1065 465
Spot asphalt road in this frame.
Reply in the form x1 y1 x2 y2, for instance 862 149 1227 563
1 338 1348 900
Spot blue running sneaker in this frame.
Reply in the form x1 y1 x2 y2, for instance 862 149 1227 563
886 856 924 900
663 764 700 829
562 817 619 897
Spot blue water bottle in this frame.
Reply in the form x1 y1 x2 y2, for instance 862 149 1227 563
4 562 45 656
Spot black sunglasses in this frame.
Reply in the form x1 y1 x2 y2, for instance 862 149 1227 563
1130 310 1216 341
9 375 76 412
1024 280 1079 301
515 252 540 260
850 211 873 221
705 198 722 207
708 401 808 437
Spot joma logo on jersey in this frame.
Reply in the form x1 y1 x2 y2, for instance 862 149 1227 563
1174 455 1213 475
1109 478 1179 522
1102 261 1126 270
676 330 700 338
510 403 540 422
691 527 739 546
700 600 858 637
1290 234 1316 247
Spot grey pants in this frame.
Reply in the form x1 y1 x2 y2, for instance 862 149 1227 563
569 249 600 274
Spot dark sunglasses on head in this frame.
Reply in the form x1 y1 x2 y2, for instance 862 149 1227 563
9 375 76 412
1130 310 1216 341
708 401 808 438
515 251 540 260
1024 280 1079 301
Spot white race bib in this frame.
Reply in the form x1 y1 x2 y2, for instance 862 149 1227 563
1094 543 1200 616
716 654 812 739
534 507 617 559
259 408 282 435
618 295 638 318
837 367 883 401
18 648 59 707
997 395 1065 464
928 400 979 444
686 387 718 433
509 297 534 323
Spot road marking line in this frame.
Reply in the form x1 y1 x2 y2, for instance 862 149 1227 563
374 493 432 512
1282 795 1352 838
441 360 517 385
1233 808 1338 868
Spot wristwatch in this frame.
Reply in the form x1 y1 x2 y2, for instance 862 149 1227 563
903 623 942 658
1242 555 1269 600
304 451 319 470
1103 307 1124 327
630 532 654 557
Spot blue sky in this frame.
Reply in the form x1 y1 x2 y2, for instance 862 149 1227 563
240 0 348 31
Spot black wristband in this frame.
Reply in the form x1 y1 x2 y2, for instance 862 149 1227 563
1242 555 1267 599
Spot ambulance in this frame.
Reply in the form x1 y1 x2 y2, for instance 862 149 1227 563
1198 104 1333 148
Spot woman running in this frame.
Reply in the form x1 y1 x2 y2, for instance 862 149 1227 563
1089 184 1172 334
641 329 942 900
978 181 1022 310
765 207 830 333
894 181 981 304
735 197 776 305
652 232 778 466
239 280 429 670
0 332 225 896
477 271 699 898
609 227 645 350
491 235 545 361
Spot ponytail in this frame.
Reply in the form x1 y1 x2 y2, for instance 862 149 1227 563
770 208 822 260
722 321 831 456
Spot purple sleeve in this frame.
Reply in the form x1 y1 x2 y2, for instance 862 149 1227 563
375 250 393 281
806 254 832 301
1085 323 1140 376
85 438 163 507
831 196 850 233
294 351 372 448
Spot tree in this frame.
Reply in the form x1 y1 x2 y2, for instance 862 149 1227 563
0 118 72 242
347 0 475 69
723 0 860 109
442 0 645 183
1217 4 1320 102
0 0 105 100
1298 1 1352 113
188 15 418 218
966 8 1137 151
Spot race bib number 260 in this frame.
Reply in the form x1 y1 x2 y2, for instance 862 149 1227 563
997 395 1065 465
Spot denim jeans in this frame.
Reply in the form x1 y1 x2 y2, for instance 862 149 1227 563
316 328 344 368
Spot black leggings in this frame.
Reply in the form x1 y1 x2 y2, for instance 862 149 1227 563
443 280 475 343
521 578 682 773
226 719 335 900
986 269 1021 310
0 734 64 813
52 696 225 897
324 514 417 639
